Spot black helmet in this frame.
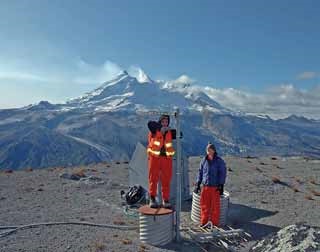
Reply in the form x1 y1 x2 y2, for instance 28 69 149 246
125 185 145 205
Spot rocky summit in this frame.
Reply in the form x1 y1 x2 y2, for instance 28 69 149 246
250 224 320 252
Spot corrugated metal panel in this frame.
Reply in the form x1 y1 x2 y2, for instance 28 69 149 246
139 211 174 245
191 191 229 226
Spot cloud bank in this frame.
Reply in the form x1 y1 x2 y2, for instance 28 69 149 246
296 71 318 80
202 84 320 119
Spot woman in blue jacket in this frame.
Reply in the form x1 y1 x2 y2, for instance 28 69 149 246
194 143 227 226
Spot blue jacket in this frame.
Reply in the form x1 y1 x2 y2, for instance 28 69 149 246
196 155 227 186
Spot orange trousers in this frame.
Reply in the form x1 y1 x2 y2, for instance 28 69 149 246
200 186 220 226
148 155 172 201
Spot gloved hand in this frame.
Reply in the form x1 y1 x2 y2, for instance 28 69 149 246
218 184 224 195
160 126 170 134
193 182 201 194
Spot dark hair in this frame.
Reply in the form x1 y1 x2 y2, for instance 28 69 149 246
158 114 170 126
206 142 216 152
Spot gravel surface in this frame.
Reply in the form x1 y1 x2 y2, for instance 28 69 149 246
0 156 319 252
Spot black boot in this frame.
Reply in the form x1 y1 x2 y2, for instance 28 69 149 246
162 200 171 209
149 196 158 208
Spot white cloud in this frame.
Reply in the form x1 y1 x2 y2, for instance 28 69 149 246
162 75 195 89
202 84 320 119
73 60 123 84
173 75 195 85
0 57 69 86
0 59 124 86
0 71 44 82
128 66 153 83
296 71 317 80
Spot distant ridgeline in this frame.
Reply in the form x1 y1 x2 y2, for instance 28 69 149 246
1 72 320 169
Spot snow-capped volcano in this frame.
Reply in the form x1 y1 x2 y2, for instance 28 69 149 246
136 68 153 83
1 69 320 170
66 70 232 114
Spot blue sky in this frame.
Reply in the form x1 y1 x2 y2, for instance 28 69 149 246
0 0 319 111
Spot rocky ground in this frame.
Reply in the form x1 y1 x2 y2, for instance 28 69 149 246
0 156 320 252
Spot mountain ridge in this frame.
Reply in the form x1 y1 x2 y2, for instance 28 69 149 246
1 70 320 169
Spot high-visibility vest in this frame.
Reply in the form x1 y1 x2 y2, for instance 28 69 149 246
147 130 175 157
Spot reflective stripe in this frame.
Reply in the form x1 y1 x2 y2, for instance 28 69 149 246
147 148 161 156
165 142 172 148
166 151 175 156
154 141 161 146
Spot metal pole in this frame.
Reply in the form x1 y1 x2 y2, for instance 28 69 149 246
175 108 181 242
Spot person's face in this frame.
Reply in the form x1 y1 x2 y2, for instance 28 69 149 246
161 118 169 127
207 148 215 159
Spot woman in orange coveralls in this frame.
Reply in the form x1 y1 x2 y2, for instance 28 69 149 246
194 143 227 226
147 114 175 209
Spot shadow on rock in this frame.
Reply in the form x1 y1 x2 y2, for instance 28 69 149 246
181 198 192 212
228 202 280 240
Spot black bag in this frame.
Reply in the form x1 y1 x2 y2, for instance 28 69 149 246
125 185 145 205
